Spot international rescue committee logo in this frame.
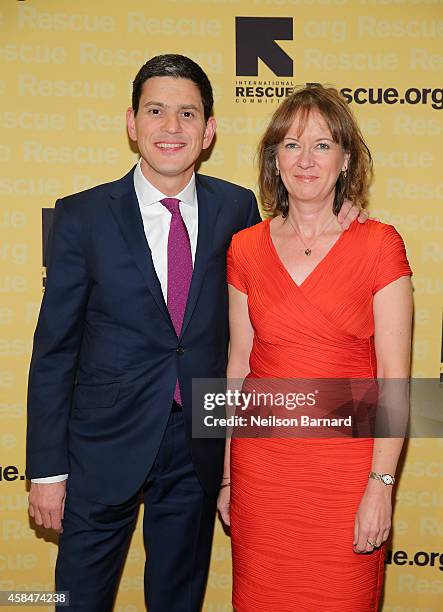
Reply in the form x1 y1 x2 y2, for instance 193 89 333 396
234 17 443 112
235 17 295 105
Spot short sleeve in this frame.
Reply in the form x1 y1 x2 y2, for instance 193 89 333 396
227 235 248 294
372 224 412 294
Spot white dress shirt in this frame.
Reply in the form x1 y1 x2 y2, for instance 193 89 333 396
31 161 198 484
134 159 198 299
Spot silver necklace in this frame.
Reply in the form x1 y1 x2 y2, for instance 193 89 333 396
287 214 336 256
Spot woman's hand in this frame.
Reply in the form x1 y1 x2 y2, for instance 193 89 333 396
353 481 392 553
217 484 231 527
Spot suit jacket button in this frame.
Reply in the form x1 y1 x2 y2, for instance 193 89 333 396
176 347 185 356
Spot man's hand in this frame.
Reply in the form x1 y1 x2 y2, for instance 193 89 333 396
217 485 231 527
338 200 369 230
28 481 67 532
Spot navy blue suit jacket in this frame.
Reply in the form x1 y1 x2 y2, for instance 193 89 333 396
26 168 260 504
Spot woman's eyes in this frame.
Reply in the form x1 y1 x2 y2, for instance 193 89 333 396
284 142 331 150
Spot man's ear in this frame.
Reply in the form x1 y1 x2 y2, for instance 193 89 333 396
126 107 137 142
202 117 216 150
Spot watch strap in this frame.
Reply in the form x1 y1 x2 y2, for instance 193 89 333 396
369 471 395 485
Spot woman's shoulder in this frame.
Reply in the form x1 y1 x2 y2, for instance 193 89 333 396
348 219 410 274
231 218 268 248
349 218 405 244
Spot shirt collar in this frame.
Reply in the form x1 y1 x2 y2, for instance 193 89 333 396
134 159 196 208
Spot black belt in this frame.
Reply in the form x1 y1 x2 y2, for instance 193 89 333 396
171 400 182 413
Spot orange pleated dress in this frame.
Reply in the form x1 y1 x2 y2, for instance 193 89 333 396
226 219 412 612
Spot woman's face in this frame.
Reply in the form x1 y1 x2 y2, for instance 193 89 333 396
275 110 349 207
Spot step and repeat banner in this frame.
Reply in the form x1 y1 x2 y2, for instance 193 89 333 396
1 1 442 610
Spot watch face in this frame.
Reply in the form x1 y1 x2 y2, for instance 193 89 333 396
381 474 394 485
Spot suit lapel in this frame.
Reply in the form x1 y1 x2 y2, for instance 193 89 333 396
108 170 171 326
180 174 221 339
108 170 221 337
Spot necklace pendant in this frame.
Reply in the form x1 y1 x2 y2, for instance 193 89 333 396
304 248 312 256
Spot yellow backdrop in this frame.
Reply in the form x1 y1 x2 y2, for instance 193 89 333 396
1 1 442 610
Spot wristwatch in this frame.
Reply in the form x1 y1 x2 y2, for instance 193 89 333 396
369 471 395 486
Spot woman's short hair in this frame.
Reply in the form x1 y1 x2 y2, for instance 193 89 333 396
257 84 373 217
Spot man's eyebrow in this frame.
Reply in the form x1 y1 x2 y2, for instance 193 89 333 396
142 102 201 111
143 101 166 108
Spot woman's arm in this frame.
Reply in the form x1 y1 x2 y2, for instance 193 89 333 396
217 285 254 526
353 275 413 552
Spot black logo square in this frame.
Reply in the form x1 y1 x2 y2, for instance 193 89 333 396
236 17 293 77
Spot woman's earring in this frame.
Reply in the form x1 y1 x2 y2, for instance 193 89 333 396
342 169 347 179
275 168 280 176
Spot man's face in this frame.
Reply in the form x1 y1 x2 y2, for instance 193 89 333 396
127 76 216 193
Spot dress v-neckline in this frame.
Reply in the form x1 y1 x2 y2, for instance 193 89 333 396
265 217 349 289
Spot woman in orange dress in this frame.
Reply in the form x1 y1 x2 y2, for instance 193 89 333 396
217 85 413 611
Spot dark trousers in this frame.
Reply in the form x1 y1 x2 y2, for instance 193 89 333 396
55 410 217 611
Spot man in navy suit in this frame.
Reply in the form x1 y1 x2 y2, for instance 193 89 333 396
26 55 363 611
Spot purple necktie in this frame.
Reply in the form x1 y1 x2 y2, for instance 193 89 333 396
161 198 193 405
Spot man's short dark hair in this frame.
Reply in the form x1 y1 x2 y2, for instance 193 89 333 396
132 54 214 122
